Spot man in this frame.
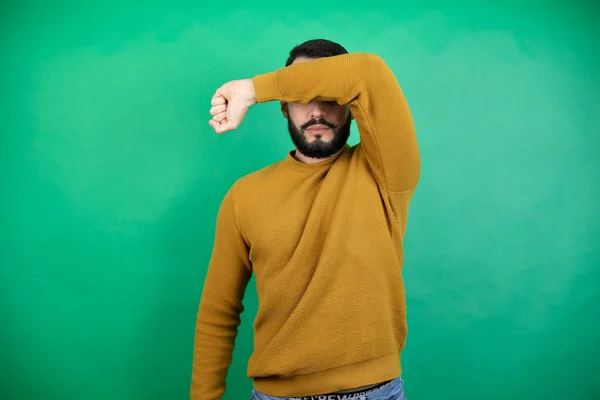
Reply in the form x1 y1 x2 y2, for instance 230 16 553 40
191 39 420 400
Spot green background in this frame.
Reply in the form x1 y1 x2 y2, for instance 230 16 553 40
2 1 599 399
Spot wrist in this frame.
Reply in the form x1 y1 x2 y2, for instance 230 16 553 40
243 78 258 106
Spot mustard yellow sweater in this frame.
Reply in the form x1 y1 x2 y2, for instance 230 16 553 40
191 53 420 399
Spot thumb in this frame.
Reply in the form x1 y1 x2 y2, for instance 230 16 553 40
209 119 237 134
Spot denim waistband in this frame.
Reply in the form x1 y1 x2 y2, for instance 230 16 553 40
288 379 394 400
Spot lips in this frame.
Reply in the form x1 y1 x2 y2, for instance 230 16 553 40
307 124 329 130
305 124 331 133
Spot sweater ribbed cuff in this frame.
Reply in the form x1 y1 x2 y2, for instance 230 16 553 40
253 71 281 103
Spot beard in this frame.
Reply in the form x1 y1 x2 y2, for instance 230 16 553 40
287 116 352 159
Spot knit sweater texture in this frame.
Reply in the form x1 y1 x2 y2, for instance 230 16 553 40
191 52 420 399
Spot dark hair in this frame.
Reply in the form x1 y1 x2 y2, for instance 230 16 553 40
285 39 348 66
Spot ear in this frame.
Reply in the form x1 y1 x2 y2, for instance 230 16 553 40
280 101 289 119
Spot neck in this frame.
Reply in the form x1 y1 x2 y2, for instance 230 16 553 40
293 147 345 164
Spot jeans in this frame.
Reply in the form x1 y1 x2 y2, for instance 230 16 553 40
251 377 407 400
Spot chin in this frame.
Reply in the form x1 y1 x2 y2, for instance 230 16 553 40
306 134 335 143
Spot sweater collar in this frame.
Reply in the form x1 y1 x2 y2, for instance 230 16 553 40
283 144 350 172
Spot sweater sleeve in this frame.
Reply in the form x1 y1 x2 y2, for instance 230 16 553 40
253 52 420 193
190 186 252 400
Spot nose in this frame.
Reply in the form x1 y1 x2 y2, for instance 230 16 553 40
308 101 328 119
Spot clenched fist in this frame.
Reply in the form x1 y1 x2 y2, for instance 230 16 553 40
209 78 258 134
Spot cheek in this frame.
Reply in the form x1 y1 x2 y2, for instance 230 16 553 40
287 104 305 117
287 106 311 129
331 106 350 123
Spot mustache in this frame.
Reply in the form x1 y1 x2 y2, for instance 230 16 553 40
301 118 337 130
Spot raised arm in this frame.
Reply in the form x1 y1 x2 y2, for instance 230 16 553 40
190 187 252 399
253 52 420 192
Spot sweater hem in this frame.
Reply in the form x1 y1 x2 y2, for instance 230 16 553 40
252 351 401 397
